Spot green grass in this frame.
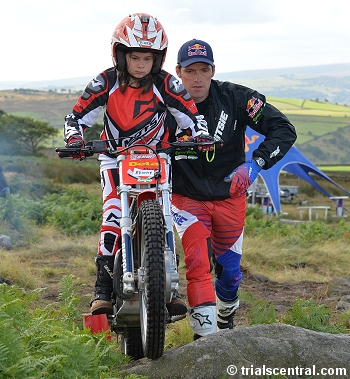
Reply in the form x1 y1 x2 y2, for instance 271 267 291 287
318 165 350 171
268 97 350 115
266 97 350 145
267 97 305 108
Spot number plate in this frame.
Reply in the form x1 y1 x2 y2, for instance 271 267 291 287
120 154 167 185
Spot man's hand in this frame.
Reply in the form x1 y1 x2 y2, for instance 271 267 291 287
64 135 86 160
224 159 262 197
195 133 215 152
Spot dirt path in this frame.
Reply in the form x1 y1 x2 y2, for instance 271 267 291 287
235 268 331 326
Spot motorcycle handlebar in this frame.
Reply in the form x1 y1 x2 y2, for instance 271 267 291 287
55 138 223 158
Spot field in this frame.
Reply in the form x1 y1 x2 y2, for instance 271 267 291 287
319 166 350 171
266 97 350 145
1 155 350 302
1 151 350 378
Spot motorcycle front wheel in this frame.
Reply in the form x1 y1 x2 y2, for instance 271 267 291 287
136 199 166 359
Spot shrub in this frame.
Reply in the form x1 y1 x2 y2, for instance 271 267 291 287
45 187 102 234
0 186 101 237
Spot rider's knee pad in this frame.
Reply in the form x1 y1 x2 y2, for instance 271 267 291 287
215 250 242 301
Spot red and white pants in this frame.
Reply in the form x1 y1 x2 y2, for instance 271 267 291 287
171 193 246 307
98 155 121 256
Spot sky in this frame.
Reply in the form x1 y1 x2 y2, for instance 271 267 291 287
1 0 350 82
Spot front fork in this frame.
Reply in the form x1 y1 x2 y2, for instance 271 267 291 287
118 184 135 294
159 153 179 303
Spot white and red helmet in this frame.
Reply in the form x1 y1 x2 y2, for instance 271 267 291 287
111 13 168 74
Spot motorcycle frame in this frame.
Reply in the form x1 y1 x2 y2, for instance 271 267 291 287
111 146 179 329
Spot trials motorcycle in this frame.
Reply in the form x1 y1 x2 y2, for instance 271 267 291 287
56 138 219 360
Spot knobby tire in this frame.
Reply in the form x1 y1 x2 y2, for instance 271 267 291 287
121 327 144 361
138 199 166 359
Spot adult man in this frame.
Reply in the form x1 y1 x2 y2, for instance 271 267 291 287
168 39 297 339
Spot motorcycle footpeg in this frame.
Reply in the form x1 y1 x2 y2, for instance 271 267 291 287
166 313 187 324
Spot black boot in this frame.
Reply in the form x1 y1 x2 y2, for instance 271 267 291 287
90 255 114 315
166 289 188 321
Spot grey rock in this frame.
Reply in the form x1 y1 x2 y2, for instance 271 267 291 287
337 295 350 310
329 277 350 295
252 274 269 283
0 276 13 285
0 234 12 249
291 261 307 269
120 324 350 379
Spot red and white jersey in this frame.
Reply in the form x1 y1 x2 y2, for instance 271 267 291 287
64 67 207 149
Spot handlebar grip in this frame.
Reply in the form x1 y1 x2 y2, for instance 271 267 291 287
55 147 95 158
56 149 71 158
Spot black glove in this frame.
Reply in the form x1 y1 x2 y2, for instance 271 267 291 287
65 135 86 160
195 133 215 152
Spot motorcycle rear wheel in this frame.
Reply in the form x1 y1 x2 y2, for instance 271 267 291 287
137 199 166 359
121 327 144 360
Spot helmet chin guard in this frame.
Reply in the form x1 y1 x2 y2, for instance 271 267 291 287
111 13 168 74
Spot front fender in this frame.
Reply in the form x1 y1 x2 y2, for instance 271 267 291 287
137 190 157 207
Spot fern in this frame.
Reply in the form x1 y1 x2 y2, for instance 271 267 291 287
0 280 134 379
0 314 38 378
58 274 89 324
282 298 346 333
240 290 277 325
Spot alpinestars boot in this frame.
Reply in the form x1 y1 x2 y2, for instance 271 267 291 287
189 303 217 340
90 255 114 315
216 295 239 330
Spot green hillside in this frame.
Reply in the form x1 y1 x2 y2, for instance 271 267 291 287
0 89 103 128
264 97 350 164
0 89 79 127
1 89 350 165
215 64 350 105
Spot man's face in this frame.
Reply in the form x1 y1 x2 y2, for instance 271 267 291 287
176 62 215 103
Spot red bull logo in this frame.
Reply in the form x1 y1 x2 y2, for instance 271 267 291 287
188 43 207 57
246 96 264 121
245 134 259 152
246 98 256 111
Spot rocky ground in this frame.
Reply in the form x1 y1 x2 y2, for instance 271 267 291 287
236 269 328 325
